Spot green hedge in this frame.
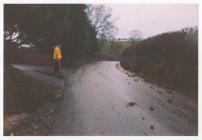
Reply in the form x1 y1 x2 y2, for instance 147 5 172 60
121 27 198 98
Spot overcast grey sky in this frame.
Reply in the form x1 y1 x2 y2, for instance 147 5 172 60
107 4 198 39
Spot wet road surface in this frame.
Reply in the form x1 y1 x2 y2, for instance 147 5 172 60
52 61 198 136
13 61 198 135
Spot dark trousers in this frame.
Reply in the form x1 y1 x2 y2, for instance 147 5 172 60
54 60 60 73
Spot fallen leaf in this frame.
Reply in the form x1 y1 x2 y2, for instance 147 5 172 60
149 106 154 111
150 125 154 130
127 101 137 107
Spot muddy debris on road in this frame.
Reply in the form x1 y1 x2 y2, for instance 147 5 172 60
167 99 173 104
149 106 154 111
150 125 154 130
134 79 139 82
127 73 136 78
157 90 163 94
126 101 137 107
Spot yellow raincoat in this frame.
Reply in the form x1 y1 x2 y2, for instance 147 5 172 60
53 46 62 60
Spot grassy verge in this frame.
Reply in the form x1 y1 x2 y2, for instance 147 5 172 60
4 100 61 136
4 64 64 135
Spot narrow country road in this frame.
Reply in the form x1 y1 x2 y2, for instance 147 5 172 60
52 61 197 136
14 61 198 136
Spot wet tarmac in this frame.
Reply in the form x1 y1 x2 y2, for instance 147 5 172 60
13 61 198 136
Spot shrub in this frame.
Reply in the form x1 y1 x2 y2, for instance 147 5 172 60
121 27 198 98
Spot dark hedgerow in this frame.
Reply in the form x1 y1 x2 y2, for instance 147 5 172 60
121 27 198 99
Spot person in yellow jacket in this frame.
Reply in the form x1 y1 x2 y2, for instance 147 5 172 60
53 43 62 73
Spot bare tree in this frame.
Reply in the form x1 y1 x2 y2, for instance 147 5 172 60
86 4 117 40
130 29 143 42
